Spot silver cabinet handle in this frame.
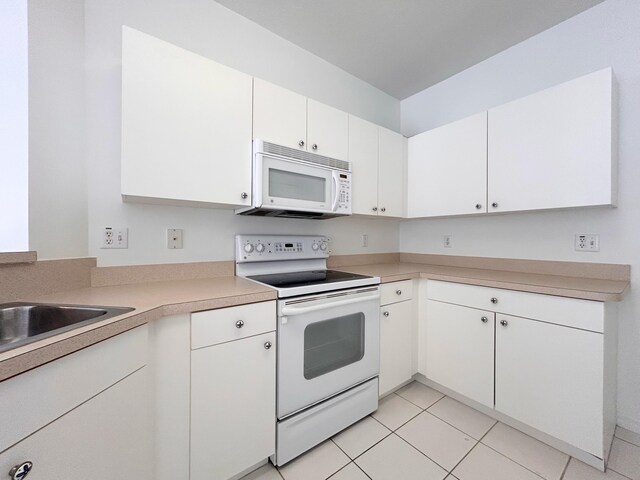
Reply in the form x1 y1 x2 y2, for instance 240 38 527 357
298 140 305 147
500 319 508 327
383 311 390 317
372 207 378 212
491 297 498 304
312 144 318 150
9 462 33 480
241 192 248 199
264 341 272 349
380 207 386 212
235 320 244 328
475 203 482 209
395 289 402 295
481 316 488 323
492 202 499 208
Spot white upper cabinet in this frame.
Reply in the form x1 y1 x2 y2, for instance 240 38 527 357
408 112 488 218
378 127 406 217
253 79 349 160
307 99 349 160
488 67 616 213
253 78 307 151
121 27 253 207
349 115 379 215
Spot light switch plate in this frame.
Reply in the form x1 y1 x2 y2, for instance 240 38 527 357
101 227 128 249
575 234 599 252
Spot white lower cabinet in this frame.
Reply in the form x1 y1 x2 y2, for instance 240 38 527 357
379 281 414 396
191 330 276 480
0 367 152 480
423 280 616 465
425 300 495 408
495 314 603 456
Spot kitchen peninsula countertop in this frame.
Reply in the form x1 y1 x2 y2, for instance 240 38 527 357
0 254 629 382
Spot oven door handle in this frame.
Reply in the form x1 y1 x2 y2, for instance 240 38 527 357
280 292 380 316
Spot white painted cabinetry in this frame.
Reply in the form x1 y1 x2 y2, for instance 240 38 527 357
121 27 253 208
423 280 617 465
425 300 494 408
0 326 151 479
488 67 616 213
379 281 414 396
190 301 276 480
253 79 349 160
349 117 406 217
408 112 488 217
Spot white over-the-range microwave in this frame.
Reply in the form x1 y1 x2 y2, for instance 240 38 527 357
235 140 352 219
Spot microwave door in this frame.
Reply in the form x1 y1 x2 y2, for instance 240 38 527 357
261 156 333 212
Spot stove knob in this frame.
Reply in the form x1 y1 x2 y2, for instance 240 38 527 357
312 243 319 251
244 243 254 253
256 243 265 253
320 242 328 251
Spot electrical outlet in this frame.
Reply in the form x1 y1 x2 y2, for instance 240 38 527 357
167 228 183 249
361 234 368 247
575 234 599 252
444 234 452 248
101 227 128 249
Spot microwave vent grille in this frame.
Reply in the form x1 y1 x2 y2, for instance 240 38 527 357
262 141 351 171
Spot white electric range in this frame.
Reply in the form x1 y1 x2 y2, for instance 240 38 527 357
235 234 381 465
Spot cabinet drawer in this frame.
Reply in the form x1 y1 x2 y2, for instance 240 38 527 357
427 280 604 332
191 301 276 349
380 280 413 305
0 325 147 453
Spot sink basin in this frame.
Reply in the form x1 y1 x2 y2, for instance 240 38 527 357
0 302 134 353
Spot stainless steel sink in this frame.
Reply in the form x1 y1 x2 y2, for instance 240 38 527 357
0 302 134 353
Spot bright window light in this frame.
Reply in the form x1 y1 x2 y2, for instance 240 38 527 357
0 0 29 252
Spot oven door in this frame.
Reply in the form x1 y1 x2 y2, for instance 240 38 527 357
277 287 380 419
258 154 339 214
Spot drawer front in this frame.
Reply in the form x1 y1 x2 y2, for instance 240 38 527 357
0 325 148 453
427 280 604 332
380 280 413 305
191 301 276 349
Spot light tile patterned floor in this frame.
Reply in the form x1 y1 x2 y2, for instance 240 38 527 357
241 382 640 480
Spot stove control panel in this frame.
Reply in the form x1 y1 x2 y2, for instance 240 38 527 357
236 235 330 262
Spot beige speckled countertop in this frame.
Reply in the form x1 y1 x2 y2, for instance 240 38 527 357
339 262 629 302
0 255 630 382
0 276 276 382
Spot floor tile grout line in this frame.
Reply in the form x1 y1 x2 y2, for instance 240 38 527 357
422 407 497 442
613 435 640 449
558 454 570 480
394 428 479 474
347 428 393 463
478 441 553 480
396 389 445 411
447 420 498 475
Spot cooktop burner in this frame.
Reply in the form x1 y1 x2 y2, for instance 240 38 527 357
247 269 372 290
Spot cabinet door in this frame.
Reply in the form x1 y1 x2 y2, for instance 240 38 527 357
348 115 379 215
495 314 603 456
379 300 413 396
408 112 487 217
253 78 307 151
425 300 494 408
378 127 405 217
488 68 614 213
121 27 253 207
0 368 152 480
307 99 349 160
191 332 276 480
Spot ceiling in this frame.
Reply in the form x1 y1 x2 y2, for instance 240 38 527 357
214 0 604 99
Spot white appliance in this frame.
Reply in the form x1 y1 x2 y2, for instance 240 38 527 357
235 234 380 465
235 140 352 219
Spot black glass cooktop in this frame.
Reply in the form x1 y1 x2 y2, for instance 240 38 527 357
247 269 373 289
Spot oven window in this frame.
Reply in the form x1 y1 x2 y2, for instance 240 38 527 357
269 168 326 202
303 313 365 380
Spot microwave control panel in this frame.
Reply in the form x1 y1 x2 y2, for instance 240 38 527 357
336 173 351 213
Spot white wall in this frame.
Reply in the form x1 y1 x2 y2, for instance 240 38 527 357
28 0 88 258
83 0 400 267
0 0 28 252
400 0 640 431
